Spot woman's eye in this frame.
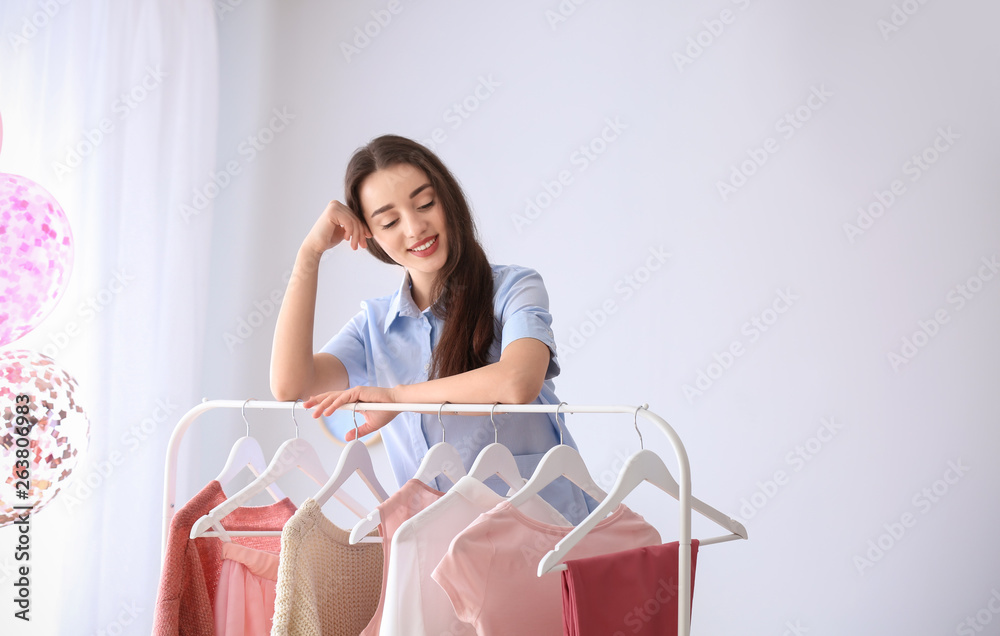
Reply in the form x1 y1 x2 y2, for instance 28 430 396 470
418 200 435 210
381 219 398 230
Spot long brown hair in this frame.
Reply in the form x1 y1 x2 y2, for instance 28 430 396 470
344 135 495 379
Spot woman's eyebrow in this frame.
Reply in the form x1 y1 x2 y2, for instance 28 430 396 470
371 183 432 218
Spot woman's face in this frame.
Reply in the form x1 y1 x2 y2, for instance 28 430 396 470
359 163 449 294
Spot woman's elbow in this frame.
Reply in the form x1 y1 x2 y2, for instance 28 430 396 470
501 375 545 404
270 376 305 402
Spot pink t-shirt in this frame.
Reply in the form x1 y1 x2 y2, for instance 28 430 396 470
360 478 444 636
432 500 661 635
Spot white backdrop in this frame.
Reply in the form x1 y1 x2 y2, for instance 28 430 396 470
201 1 1000 634
2 0 999 634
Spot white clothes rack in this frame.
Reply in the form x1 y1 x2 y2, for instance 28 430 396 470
162 399 747 636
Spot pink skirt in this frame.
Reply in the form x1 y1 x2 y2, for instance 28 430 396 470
214 542 280 636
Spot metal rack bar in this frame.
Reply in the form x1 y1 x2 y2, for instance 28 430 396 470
162 399 702 635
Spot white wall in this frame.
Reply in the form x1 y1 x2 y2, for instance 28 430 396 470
195 1 1000 633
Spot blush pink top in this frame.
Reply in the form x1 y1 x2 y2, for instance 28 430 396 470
562 540 700 636
432 501 661 635
359 478 444 636
214 542 280 636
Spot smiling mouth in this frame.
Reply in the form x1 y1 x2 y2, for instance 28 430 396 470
409 236 437 252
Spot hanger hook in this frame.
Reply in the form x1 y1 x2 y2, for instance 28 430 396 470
241 398 254 437
292 399 303 439
352 401 361 441
554 402 567 446
489 402 500 444
437 401 450 444
633 403 648 450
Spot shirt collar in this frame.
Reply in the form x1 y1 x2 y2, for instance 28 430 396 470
384 269 423 333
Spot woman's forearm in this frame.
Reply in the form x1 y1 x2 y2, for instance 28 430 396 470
393 338 549 406
269 244 325 400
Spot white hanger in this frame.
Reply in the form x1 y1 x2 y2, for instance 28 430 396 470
536 406 748 576
190 400 369 540
468 403 572 526
215 399 284 502
467 402 528 488
411 402 467 487
315 403 390 544
507 403 608 509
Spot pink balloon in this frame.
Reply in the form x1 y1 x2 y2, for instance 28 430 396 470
0 350 90 527
0 173 74 347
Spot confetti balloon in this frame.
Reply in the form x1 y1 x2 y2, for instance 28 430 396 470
0 350 89 527
0 173 74 347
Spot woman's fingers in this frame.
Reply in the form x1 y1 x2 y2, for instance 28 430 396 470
305 391 343 418
345 420 375 441
326 387 364 417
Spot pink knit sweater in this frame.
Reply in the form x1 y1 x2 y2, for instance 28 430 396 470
153 481 296 636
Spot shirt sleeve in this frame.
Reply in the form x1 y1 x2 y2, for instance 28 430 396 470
319 308 370 387
495 266 560 379
431 519 495 626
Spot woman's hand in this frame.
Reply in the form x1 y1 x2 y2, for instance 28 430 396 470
304 385 401 440
302 199 372 255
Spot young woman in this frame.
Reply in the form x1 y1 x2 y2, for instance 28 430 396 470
269 135 590 522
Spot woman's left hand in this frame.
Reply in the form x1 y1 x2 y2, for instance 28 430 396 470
304 385 401 440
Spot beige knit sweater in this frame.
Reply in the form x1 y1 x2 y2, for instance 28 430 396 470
271 499 383 635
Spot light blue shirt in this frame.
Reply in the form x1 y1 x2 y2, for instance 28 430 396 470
321 263 593 523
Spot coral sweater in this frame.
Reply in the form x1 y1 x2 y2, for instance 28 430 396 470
152 480 296 636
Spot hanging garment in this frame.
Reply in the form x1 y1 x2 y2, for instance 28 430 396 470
562 540 700 636
214 543 279 636
152 480 296 636
359 478 444 636
379 475 570 636
271 498 383 636
432 500 661 636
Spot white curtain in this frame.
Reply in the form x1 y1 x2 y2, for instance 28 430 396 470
0 1 217 633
